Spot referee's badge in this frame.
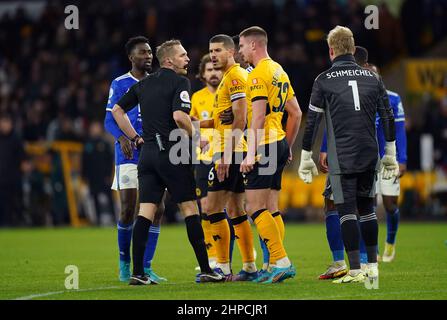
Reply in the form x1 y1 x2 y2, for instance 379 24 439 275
180 91 191 103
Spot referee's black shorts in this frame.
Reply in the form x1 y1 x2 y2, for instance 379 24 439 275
325 171 377 204
138 143 197 204
245 138 289 190
194 162 213 198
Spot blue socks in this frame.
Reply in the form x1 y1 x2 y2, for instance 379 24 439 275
118 220 161 269
228 215 235 263
260 236 270 266
143 225 161 269
359 232 368 264
117 221 133 262
325 210 345 261
386 208 400 244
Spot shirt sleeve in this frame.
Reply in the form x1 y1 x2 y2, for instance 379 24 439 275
302 78 324 151
248 72 268 102
229 72 247 102
286 81 296 101
190 92 199 118
394 95 407 163
376 78 396 142
117 82 139 113
106 80 122 111
104 81 124 140
172 77 192 114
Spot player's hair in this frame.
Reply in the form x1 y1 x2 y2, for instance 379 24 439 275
367 63 379 74
209 34 235 49
239 26 268 45
354 46 369 67
197 54 212 82
327 26 355 56
232 35 240 48
125 36 150 56
156 39 182 64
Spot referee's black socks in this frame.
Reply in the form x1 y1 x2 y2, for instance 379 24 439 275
132 215 152 276
185 214 212 273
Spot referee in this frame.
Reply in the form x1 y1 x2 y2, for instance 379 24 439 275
112 39 223 285
298 26 399 287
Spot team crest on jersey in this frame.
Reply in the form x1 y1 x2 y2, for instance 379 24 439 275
180 91 191 103
201 111 210 119
232 79 238 86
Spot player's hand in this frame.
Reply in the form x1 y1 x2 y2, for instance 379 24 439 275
133 136 144 150
200 136 210 154
287 148 293 164
298 150 318 184
219 108 234 125
190 115 199 122
118 135 133 159
240 154 255 174
318 152 329 173
217 161 230 183
381 141 399 180
399 163 407 178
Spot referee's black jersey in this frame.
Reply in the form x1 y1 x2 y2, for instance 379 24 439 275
117 68 192 142
302 54 395 175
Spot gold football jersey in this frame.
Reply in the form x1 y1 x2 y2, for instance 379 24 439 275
246 58 295 145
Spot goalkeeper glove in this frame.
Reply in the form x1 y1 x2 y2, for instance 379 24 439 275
381 141 399 180
298 150 318 184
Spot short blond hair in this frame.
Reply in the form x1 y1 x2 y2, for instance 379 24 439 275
327 26 355 56
156 39 181 64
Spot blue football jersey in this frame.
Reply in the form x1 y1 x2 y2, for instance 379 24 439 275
376 90 407 164
104 72 142 165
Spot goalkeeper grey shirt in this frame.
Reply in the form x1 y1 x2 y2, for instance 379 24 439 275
302 54 395 175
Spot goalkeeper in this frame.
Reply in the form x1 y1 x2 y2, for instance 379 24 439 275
298 26 398 286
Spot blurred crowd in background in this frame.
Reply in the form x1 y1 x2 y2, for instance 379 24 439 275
0 0 446 227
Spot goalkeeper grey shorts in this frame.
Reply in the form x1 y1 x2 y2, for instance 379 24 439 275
323 171 377 204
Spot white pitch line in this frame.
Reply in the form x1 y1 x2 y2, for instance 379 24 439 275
14 286 120 300
14 286 447 301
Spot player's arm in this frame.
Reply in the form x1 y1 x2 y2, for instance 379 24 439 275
377 78 398 179
299 78 323 183
284 95 302 162
230 97 247 152
105 81 134 158
112 83 143 146
394 96 407 176
104 84 126 140
200 119 214 128
319 131 328 173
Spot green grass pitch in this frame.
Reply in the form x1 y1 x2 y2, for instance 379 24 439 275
1 223 446 300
